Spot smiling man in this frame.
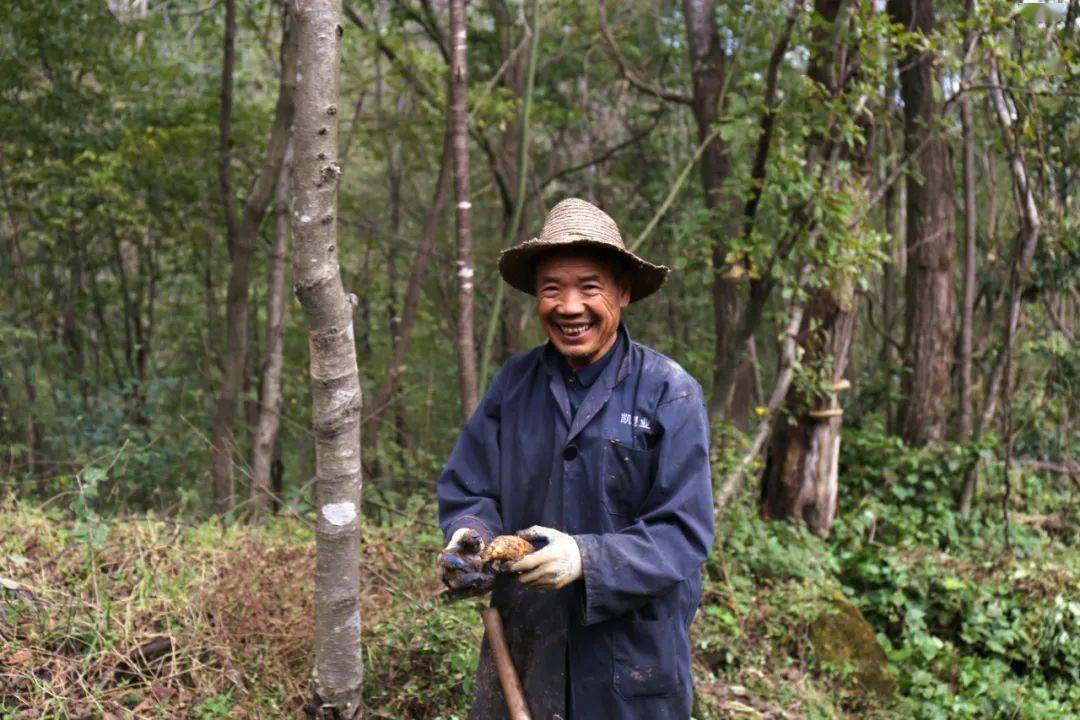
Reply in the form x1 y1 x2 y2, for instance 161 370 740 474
437 198 714 719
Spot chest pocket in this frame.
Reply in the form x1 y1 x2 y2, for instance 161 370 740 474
601 439 655 519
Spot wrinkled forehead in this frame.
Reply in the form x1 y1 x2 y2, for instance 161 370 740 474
533 247 621 283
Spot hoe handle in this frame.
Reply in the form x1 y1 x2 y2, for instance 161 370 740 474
480 607 532 720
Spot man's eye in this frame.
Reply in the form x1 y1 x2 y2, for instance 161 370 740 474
583 284 601 292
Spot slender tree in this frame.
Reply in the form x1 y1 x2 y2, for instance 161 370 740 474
208 5 298 513
761 0 862 536
680 0 757 429
879 63 903 436
888 0 956 446
362 134 453 460
250 142 293 518
959 57 1043 515
478 0 541 390
449 0 479 421
598 0 756 427
219 0 239 258
955 0 978 444
292 0 363 713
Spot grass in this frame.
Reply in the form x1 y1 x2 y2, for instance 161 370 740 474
0 500 481 719
2 475 1077 719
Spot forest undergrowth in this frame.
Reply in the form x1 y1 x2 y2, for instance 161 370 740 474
2 431 1077 719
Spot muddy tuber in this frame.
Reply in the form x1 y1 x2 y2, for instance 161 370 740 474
438 534 535 599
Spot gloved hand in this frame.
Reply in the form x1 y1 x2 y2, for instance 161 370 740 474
437 527 494 597
508 526 582 590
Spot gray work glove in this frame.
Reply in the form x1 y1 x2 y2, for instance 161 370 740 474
508 526 582 590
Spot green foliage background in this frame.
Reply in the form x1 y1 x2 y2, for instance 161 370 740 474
0 0 1076 717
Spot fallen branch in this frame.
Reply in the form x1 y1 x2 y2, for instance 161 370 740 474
114 636 174 682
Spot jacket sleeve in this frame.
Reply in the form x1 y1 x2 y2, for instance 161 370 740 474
437 369 506 545
573 391 714 625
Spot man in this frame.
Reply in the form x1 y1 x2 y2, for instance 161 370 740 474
438 198 714 719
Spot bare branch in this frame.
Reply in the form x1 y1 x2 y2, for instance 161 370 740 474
597 0 692 105
538 112 665 191
741 2 802 243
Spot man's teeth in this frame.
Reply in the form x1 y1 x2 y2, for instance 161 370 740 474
560 323 592 337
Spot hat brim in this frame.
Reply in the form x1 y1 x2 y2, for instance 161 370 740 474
498 238 669 303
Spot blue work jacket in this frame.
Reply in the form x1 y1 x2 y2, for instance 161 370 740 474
438 325 714 720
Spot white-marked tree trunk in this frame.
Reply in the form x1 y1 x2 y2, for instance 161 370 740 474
292 0 363 715
449 0 479 421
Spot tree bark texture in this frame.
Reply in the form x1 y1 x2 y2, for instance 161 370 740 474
888 0 956 447
449 0 479 422
209 7 297 514
761 0 859 537
250 143 293 517
291 0 363 715
680 0 753 429
762 284 856 535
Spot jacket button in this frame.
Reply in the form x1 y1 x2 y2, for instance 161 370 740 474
563 445 578 461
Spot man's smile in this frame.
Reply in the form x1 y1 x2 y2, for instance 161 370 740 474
555 321 594 340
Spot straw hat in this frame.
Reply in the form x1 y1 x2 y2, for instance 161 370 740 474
497 198 669 303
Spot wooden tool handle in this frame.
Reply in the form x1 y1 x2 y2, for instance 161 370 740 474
480 607 532 720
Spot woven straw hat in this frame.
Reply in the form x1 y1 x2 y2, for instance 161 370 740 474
497 198 669 303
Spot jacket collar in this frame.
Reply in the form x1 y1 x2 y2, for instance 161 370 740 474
542 323 632 380
542 324 634 441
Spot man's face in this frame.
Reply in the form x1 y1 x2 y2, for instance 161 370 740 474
535 251 630 371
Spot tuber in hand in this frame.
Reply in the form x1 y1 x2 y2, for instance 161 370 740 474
438 531 535 599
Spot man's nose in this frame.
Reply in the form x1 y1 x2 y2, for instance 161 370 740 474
557 290 586 316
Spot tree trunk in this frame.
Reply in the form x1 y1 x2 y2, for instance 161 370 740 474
292 0 363 714
955 0 977 444
479 0 540 390
680 0 753 429
762 284 856 535
250 143 293 518
219 0 239 258
881 63 901 436
208 7 297 514
760 0 860 537
362 133 453 461
449 0 479 421
888 0 956 446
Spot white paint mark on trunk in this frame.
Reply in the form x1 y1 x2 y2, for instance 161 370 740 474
322 501 356 526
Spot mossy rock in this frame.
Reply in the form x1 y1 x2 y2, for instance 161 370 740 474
808 589 897 697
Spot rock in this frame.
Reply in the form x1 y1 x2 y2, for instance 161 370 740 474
809 589 897 697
